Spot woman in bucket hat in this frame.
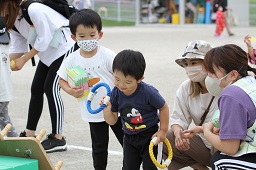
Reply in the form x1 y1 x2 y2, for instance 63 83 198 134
163 40 218 170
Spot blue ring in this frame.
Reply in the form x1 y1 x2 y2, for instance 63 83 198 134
87 82 111 114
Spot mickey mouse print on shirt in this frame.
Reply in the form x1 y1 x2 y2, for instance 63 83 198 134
121 104 146 132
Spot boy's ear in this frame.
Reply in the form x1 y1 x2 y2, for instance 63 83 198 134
98 31 103 40
137 76 144 83
71 34 77 42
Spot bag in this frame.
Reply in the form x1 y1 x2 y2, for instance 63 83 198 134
20 0 78 25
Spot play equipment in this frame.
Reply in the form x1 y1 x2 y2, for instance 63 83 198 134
87 82 111 114
66 66 100 101
149 137 173 169
211 110 220 128
0 124 63 170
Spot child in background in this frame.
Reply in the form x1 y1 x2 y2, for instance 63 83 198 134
0 16 18 137
215 6 225 37
1 0 78 152
244 35 256 67
57 9 123 170
103 49 169 170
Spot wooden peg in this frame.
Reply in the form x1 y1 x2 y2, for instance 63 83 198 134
0 123 12 141
36 129 46 141
55 161 63 170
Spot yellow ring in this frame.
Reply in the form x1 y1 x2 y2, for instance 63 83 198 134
149 137 173 169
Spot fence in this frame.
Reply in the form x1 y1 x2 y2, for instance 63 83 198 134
250 4 256 26
91 0 136 22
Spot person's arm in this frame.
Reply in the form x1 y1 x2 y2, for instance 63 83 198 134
152 103 169 144
103 101 118 125
181 125 203 138
244 34 255 61
59 78 84 98
203 122 240 155
10 48 39 71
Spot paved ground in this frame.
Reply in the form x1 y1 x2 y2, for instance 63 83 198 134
8 25 256 170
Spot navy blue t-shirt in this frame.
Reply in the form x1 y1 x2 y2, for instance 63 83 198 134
110 81 165 135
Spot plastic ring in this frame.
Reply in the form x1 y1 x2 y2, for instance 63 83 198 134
149 137 173 169
87 82 111 114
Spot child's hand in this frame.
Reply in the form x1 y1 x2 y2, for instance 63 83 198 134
244 34 252 47
181 126 203 139
100 97 112 113
213 127 220 135
70 86 84 98
202 122 214 133
151 129 166 145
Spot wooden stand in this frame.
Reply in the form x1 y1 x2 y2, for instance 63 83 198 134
0 124 63 170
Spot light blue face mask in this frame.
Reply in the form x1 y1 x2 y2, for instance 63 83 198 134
205 73 230 96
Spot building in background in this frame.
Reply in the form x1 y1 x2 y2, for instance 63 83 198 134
90 0 253 26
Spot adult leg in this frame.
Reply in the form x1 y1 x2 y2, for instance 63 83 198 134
0 102 18 137
163 130 211 169
224 11 234 36
44 42 79 136
44 56 64 135
40 44 79 152
26 61 48 134
110 117 124 146
211 151 256 170
89 121 109 170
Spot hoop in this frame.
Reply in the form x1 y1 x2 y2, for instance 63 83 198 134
149 137 173 169
86 82 111 114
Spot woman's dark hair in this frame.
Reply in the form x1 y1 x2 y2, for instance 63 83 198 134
204 44 256 76
0 0 20 30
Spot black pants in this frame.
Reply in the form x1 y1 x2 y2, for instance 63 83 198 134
211 151 256 170
26 43 78 134
123 125 158 170
89 117 124 170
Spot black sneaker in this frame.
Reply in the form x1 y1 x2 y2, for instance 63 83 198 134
19 130 36 137
41 133 67 153
19 131 27 137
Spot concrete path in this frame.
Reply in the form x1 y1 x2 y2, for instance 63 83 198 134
8 25 256 170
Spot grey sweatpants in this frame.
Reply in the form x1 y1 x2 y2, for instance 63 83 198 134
0 102 18 137
163 129 212 169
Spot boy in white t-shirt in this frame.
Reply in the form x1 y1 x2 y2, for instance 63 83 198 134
0 16 18 137
57 9 123 169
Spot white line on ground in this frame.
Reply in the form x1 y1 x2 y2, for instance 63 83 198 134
67 145 123 155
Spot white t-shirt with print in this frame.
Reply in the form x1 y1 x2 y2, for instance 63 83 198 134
0 45 12 102
57 46 115 122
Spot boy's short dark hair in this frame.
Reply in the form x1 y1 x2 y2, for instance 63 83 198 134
113 49 146 80
69 9 102 35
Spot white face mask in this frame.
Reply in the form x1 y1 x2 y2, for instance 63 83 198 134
77 39 99 52
205 73 230 96
185 65 207 82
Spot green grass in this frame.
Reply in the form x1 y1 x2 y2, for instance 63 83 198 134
250 0 256 4
102 19 135 27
